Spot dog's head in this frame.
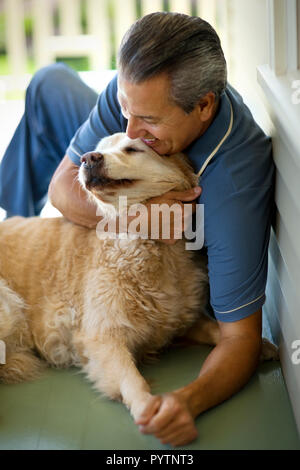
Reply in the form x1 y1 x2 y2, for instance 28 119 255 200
78 133 198 216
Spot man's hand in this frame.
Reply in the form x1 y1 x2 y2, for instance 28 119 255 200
141 187 202 244
135 310 263 447
135 392 198 447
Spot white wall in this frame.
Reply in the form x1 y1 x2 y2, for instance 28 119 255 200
223 0 300 434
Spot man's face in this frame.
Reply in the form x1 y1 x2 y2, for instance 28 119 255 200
117 73 216 155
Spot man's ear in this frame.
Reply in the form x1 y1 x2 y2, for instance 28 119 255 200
197 92 217 122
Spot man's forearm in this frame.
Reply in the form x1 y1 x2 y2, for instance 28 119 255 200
175 335 262 418
49 164 102 228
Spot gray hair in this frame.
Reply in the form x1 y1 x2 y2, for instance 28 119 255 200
117 12 227 114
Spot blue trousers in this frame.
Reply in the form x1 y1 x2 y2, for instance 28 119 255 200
0 63 98 217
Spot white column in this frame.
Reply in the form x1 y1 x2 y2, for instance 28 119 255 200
4 0 27 75
32 0 54 69
169 0 191 15
87 0 111 70
58 0 81 36
114 0 137 54
142 0 163 16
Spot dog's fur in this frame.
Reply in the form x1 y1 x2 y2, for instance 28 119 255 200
0 133 277 419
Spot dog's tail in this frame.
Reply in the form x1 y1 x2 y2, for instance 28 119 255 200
0 278 46 384
0 350 46 384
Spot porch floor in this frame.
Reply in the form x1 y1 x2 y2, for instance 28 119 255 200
0 342 299 450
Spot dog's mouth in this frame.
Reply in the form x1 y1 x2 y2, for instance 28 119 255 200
80 152 136 192
84 174 135 190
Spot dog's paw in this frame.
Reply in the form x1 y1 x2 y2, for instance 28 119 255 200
260 337 279 362
130 393 157 422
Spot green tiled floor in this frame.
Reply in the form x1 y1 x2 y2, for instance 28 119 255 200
0 344 299 450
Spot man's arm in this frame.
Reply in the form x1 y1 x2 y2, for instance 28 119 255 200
48 154 102 228
136 309 262 446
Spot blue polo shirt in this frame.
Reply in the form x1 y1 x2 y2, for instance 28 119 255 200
66 74 274 323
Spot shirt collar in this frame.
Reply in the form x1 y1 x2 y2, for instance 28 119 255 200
186 89 233 177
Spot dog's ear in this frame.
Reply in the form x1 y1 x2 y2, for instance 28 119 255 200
166 153 199 190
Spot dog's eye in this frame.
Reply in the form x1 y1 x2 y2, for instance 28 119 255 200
124 147 143 153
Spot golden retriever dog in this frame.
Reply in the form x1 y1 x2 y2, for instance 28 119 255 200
0 133 277 421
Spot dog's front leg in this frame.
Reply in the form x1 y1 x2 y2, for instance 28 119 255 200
82 338 153 420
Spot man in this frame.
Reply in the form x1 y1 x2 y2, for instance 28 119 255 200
0 13 274 446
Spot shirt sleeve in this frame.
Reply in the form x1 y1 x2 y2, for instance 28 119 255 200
202 179 274 323
66 74 126 165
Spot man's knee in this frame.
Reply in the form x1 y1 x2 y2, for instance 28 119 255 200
27 63 77 100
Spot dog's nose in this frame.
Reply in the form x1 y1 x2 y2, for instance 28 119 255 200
81 152 104 169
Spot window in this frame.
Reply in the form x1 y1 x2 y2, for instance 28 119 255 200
267 0 299 75
297 0 300 69
257 0 300 167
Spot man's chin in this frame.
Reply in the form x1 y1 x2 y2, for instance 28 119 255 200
142 138 173 155
152 143 171 155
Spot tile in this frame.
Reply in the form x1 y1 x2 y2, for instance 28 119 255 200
0 346 299 450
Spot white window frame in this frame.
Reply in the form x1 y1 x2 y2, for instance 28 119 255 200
257 0 300 169
298 0 300 68
268 0 298 75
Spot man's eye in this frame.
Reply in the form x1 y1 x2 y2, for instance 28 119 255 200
144 119 158 125
124 147 144 153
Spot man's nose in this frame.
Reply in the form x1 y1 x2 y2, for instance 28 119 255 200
81 152 103 169
126 116 145 140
